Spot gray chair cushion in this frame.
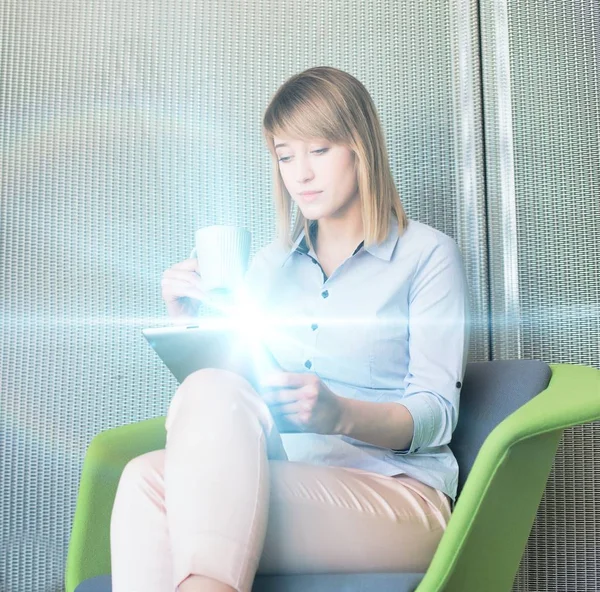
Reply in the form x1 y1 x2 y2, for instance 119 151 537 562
450 359 551 496
75 572 425 592
74 360 552 592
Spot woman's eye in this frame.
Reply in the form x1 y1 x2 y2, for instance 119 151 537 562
277 148 328 163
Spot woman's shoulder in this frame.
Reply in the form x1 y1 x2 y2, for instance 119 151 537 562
404 218 457 246
401 220 468 297
399 218 461 262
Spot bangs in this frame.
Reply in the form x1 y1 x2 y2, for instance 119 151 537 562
263 80 351 148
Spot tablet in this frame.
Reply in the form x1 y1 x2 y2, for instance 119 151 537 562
142 321 281 391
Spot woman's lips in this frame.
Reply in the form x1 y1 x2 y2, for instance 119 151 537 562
300 191 322 202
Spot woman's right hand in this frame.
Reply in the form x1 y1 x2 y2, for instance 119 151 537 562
161 258 208 324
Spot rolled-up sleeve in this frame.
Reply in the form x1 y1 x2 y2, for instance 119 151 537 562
392 237 471 455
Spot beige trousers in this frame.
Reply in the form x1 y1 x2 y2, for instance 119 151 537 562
110 368 452 592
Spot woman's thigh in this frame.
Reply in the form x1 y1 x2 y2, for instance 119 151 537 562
258 461 451 575
118 450 450 576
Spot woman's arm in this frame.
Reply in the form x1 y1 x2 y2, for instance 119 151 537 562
335 397 414 450
337 236 470 453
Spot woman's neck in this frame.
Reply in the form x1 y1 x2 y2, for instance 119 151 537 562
314 213 364 260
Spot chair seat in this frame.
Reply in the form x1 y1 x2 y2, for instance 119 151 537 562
75 572 426 592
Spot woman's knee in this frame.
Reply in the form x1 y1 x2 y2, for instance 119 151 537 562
111 452 164 537
171 368 251 412
167 368 253 425
182 367 251 395
115 451 164 500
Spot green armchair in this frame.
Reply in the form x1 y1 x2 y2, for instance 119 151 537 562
66 361 600 592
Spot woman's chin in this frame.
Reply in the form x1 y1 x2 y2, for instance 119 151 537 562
297 204 324 220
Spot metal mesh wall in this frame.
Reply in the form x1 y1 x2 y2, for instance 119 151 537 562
480 1 600 590
0 1 487 590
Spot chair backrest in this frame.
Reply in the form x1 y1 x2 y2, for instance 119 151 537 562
450 359 552 497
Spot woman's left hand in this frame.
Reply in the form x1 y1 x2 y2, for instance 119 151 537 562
259 372 346 435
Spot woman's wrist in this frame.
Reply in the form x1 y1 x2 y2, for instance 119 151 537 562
333 395 354 436
333 396 414 451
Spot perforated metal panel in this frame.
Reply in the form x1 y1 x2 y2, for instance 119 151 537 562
0 2 487 590
480 1 600 590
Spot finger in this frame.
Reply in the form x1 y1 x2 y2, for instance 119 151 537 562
162 270 208 299
162 269 201 284
162 280 206 301
260 372 311 389
271 400 309 416
262 388 300 406
162 273 208 296
170 258 199 271
271 412 303 434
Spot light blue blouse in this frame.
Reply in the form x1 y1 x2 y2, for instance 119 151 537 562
240 217 470 501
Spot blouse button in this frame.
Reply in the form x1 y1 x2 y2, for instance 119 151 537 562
311 323 318 331
456 381 462 388
321 290 329 298
304 360 312 369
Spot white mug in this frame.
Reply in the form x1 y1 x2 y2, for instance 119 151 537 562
190 225 251 293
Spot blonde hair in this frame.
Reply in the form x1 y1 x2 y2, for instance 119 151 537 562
262 66 408 251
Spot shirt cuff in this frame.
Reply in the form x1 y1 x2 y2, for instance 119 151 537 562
391 394 437 455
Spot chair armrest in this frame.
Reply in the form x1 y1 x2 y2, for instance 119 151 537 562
417 363 600 592
65 416 167 592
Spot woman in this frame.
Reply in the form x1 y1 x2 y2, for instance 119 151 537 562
111 66 470 592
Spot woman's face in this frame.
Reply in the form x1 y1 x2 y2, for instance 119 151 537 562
273 135 360 221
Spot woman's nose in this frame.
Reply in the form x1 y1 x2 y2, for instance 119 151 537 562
296 156 315 183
